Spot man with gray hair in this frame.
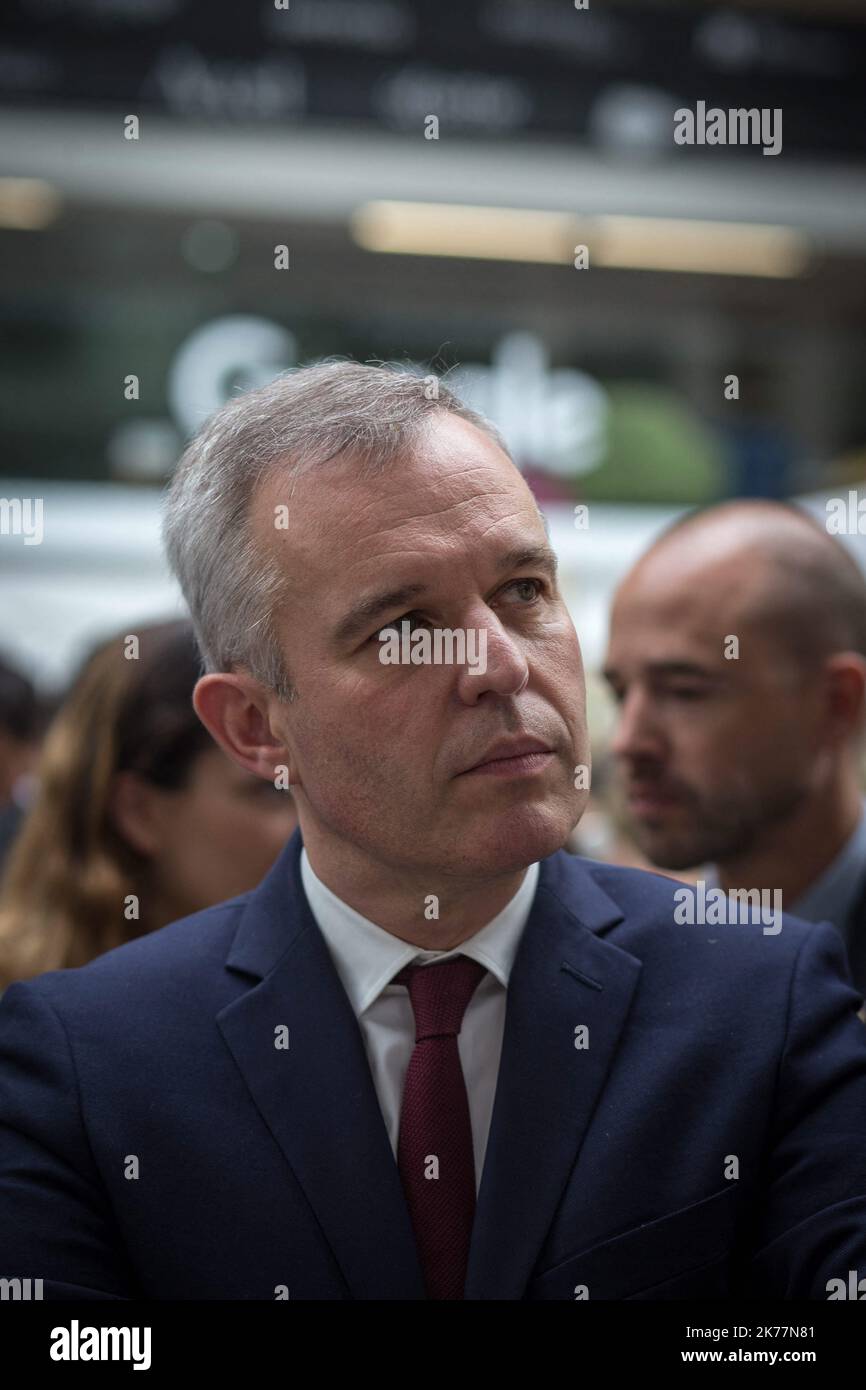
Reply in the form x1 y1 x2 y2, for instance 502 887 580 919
2 362 866 1301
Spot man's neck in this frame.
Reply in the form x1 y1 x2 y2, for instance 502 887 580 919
299 827 531 951
715 780 864 906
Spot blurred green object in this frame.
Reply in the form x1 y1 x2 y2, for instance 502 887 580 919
580 384 726 504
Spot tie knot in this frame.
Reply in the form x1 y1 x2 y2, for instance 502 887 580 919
394 955 487 1041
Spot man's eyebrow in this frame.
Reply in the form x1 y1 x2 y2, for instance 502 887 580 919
332 542 559 647
603 661 718 683
647 661 718 678
498 543 559 579
333 583 429 648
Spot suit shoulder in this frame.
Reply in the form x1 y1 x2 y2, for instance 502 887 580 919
555 853 696 920
2 892 252 1020
572 856 687 906
556 853 819 967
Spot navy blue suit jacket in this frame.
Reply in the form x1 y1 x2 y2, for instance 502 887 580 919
2 828 866 1300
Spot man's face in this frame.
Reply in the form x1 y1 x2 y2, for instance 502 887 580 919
603 549 824 871
252 412 589 879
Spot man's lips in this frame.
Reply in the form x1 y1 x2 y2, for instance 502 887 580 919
458 736 555 777
626 787 683 815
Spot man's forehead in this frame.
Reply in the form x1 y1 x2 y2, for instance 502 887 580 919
616 544 769 625
254 430 536 582
608 574 779 676
615 583 718 630
336 517 553 610
627 531 776 601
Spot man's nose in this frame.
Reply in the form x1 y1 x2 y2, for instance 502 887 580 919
454 612 529 704
609 689 666 763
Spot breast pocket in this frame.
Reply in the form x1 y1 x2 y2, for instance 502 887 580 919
526 1183 741 1300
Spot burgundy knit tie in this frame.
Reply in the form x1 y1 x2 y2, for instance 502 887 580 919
394 955 487 1300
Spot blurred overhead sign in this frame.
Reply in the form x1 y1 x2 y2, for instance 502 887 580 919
451 333 607 478
164 315 606 477
1 0 865 159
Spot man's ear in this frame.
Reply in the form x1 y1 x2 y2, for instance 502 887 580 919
193 672 297 784
823 652 866 742
109 770 165 857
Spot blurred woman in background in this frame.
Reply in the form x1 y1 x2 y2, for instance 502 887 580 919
0 619 297 988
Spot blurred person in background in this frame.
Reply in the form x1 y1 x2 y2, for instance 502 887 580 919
0 654 43 877
0 619 297 988
604 499 866 996
566 753 650 867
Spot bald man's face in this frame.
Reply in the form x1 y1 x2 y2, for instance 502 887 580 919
252 412 589 879
603 541 826 871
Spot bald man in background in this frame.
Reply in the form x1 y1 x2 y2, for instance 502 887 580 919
604 500 866 997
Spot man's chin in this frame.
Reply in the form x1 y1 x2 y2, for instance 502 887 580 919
451 807 577 876
633 828 705 872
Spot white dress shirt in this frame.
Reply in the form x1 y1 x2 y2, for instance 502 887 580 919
300 848 540 1193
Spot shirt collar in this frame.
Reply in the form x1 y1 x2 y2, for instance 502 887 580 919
300 847 540 1018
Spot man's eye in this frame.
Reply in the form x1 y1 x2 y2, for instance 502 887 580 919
508 578 544 602
369 613 430 642
666 687 707 700
367 581 543 644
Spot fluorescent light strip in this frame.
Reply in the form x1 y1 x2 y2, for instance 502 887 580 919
352 201 574 264
593 214 809 278
351 201 810 278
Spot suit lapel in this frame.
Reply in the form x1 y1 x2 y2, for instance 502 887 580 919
464 853 641 1299
217 830 640 1301
216 829 427 1300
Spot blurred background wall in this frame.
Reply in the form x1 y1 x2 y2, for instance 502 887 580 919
1 0 865 719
